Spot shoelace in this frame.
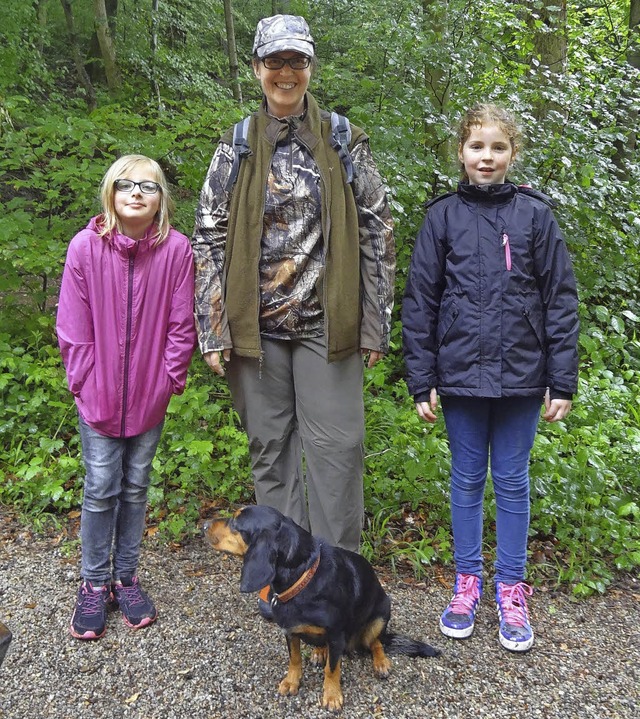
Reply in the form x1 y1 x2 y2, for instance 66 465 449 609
498 582 533 627
117 582 146 606
79 585 106 616
448 574 481 614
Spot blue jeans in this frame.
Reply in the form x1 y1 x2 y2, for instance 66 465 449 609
78 416 163 584
440 396 542 584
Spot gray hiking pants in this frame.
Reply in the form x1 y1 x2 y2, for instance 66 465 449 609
227 335 365 552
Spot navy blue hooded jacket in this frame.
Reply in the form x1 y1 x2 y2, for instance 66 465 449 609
402 182 579 401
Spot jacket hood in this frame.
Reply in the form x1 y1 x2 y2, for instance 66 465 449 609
427 182 555 210
458 181 518 203
85 215 158 256
458 182 556 207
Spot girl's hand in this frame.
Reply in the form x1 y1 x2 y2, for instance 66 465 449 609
416 388 438 423
204 349 231 377
543 392 572 422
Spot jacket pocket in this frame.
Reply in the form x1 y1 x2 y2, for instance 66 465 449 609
437 299 459 348
71 359 95 398
522 298 545 351
163 364 179 395
77 365 117 425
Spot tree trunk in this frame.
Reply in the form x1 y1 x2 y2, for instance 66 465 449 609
422 0 451 195
224 0 242 102
86 0 117 83
166 0 187 49
93 0 121 95
613 0 640 175
35 0 48 55
525 0 567 127
60 0 97 111
630 0 640 69
533 0 567 73
150 0 164 112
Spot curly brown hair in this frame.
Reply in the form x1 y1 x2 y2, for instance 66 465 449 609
457 104 521 179
458 104 521 149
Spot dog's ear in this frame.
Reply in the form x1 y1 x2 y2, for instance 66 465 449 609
240 531 277 592
279 517 303 564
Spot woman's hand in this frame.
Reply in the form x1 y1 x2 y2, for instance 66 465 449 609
361 348 384 368
204 349 232 377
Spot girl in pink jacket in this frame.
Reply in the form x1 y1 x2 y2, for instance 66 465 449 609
57 155 196 640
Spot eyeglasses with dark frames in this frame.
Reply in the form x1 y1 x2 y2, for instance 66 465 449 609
114 179 162 195
262 56 311 70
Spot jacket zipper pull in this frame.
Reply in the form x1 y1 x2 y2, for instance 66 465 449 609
502 232 512 271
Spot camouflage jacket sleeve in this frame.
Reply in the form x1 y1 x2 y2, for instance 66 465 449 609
191 143 234 354
351 140 396 353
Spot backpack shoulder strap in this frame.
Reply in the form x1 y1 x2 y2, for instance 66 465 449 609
330 111 357 184
225 115 252 192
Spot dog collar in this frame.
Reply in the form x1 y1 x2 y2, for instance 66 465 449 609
259 548 321 607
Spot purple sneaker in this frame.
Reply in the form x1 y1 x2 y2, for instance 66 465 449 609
439 573 483 639
113 576 157 629
496 581 534 652
70 580 112 640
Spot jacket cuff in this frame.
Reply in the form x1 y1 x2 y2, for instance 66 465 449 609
549 388 573 401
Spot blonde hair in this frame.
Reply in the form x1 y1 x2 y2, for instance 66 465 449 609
457 104 521 180
98 155 173 245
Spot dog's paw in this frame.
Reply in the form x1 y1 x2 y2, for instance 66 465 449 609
278 675 301 696
310 646 327 667
373 654 392 678
322 686 344 712
370 640 392 678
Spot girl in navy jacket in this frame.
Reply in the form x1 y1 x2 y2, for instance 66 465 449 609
402 104 579 652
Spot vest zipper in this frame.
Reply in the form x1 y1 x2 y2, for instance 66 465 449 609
288 122 294 176
291 124 332 358
255 128 283 379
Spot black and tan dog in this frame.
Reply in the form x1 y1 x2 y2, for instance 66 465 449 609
203 505 440 711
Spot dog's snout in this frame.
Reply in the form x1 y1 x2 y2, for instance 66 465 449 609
202 519 217 542
202 519 221 545
203 515 246 556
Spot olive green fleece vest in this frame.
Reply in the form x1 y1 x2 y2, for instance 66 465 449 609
223 93 367 363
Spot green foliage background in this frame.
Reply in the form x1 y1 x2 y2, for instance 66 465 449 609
1 0 639 596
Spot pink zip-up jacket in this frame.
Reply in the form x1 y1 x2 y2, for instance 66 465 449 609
57 216 197 438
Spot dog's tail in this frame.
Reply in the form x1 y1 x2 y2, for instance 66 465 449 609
380 632 441 658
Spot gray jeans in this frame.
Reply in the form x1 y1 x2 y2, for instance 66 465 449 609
77 416 163 584
227 336 365 552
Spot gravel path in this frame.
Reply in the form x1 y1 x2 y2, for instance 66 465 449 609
1 516 638 719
